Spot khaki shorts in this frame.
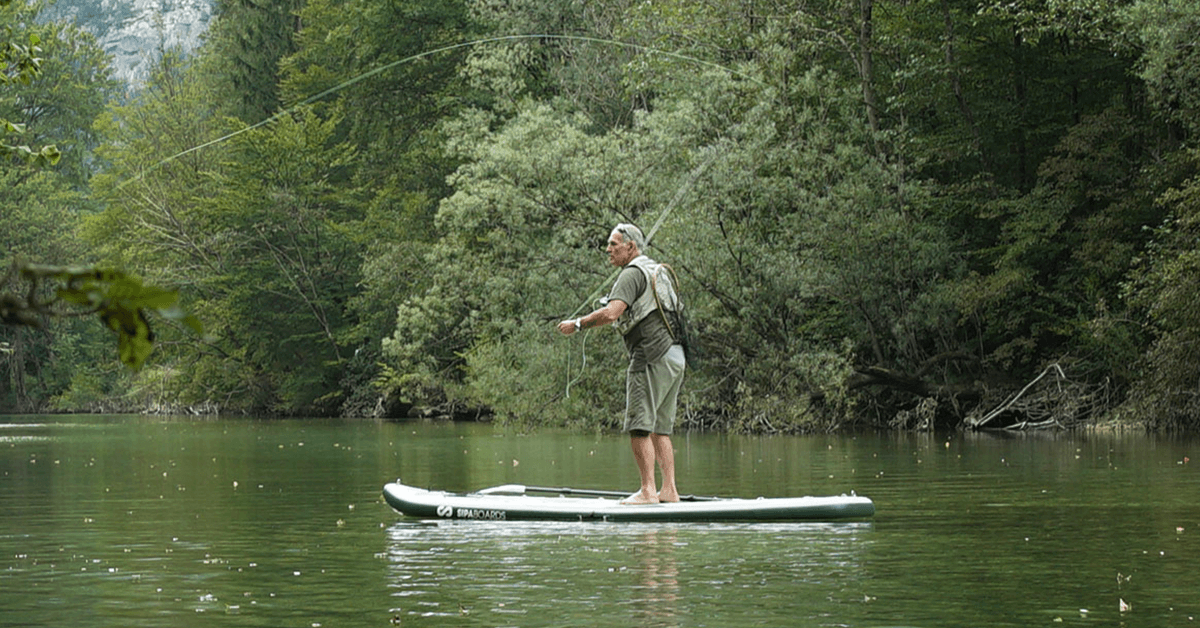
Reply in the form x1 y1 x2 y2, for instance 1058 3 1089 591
624 345 686 434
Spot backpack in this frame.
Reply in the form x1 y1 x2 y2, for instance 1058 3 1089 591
650 264 695 364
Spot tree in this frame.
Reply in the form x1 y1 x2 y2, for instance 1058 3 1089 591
1 0 60 165
274 0 484 413
199 0 302 123
869 0 1167 396
1 0 187 412
379 11 962 428
1113 0 1200 429
18 0 1194 429
198 108 365 412
1 165 90 409
8 18 117 186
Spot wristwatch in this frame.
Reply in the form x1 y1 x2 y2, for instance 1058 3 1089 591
574 319 582 331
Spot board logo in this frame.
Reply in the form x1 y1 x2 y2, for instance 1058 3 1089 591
455 508 506 520
436 504 453 518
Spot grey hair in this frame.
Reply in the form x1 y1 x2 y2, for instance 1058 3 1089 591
612 223 646 250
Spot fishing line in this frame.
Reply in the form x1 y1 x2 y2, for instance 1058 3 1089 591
564 326 591 398
116 34 761 192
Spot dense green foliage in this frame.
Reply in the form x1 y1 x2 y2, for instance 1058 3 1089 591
1 0 62 165
4 0 1200 430
3 0 115 411
199 0 302 123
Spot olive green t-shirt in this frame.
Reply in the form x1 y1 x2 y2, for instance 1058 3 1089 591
609 265 676 371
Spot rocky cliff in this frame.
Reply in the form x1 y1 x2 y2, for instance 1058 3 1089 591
44 0 214 86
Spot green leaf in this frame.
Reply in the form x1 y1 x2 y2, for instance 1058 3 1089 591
39 145 61 165
111 309 155 371
55 286 103 307
12 262 203 371
131 285 181 310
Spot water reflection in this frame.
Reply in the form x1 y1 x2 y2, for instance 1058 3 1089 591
628 528 680 628
383 519 873 626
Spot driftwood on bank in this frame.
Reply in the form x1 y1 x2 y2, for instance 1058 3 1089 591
843 355 1109 430
964 363 1112 430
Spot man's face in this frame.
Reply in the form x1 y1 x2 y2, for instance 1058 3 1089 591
606 229 637 267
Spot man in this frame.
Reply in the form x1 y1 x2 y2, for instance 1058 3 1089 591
557 223 687 505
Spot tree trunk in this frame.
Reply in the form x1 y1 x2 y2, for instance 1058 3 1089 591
858 0 880 136
942 0 992 174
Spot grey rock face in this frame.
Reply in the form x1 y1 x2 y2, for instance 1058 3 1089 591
43 0 214 86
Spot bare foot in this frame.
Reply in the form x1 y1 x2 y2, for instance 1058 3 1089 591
657 490 679 503
619 490 659 505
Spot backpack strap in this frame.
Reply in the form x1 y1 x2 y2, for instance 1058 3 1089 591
650 263 681 342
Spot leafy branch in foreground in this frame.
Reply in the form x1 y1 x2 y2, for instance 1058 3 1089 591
0 261 202 370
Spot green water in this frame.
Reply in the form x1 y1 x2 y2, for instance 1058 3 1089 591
2 415 1197 627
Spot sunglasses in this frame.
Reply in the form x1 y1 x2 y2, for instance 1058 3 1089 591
607 226 640 248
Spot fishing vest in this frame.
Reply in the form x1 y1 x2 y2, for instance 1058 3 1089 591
613 255 682 337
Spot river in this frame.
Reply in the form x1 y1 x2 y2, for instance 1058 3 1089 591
1 415 1197 627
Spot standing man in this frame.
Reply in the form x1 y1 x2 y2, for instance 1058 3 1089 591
558 224 687 505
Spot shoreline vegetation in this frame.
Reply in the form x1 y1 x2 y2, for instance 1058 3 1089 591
5 0 1200 433
6 360 1141 435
